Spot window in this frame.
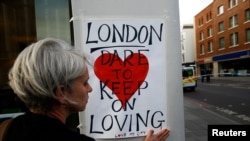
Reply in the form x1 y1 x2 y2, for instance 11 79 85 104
199 17 204 26
229 0 238 8
219 37 225 49
200 44 205 55
246 28 250 43
206 11 212 21
218 21 224 32
229 15 238 28
200 31 204 40
246 8 250 22
218 5 224 15
230 32 239 46
207 27 213 37
208 41 213 52
182 69 194 77
35 0 72 42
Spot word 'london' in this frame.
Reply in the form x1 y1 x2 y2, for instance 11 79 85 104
86 22 163 45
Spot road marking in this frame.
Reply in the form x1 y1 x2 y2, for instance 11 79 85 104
236 115 250 122
216 107 250 122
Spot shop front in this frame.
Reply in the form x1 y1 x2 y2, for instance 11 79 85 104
213 50 250 76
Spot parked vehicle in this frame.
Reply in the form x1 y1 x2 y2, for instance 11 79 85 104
182 66 197 91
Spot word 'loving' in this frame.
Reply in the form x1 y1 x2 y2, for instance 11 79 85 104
90 110 165 134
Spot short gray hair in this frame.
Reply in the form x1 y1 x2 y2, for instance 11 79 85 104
8 38 87 112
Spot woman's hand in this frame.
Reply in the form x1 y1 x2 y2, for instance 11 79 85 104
144 128 170 141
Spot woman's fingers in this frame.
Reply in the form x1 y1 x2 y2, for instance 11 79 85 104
144 129 154 141
144 128 170 141
156 128 170 140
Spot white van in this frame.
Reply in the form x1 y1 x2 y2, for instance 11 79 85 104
182 67 197 91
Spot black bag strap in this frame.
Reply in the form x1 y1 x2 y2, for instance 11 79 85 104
0 119 13 141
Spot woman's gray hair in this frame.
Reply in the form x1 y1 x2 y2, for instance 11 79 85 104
8 38 87 112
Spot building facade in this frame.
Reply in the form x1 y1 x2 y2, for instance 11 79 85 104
0 0 73 88
181 24 196 67
195 0 250 77
0 0 73 114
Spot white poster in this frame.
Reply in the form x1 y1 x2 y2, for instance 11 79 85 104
80 19 167 139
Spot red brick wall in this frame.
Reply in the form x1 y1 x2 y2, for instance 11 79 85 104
195 0 250 61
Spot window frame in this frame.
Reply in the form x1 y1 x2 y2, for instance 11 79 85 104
229 14 238 28
200 31 204 41
246 28 250 43
219 37 225 50
229 0 238 9
218 21 224 32
245 8 250 22
218 5 224 15
200 44 205 55
208 41 213 53
207 27 213 37
230 32 239 47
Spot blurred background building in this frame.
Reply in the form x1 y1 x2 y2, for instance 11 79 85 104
181 24 196 68
0 0 73 116
195 0 250 77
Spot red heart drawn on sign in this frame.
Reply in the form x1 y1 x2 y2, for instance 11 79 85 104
94 53 149 109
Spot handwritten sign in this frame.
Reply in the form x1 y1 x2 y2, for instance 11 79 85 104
81 19 167 139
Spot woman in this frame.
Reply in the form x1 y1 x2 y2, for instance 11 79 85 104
6 38 169 141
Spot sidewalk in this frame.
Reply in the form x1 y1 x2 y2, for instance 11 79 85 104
198 76 250 84
184 97 241 141
211 76 250 82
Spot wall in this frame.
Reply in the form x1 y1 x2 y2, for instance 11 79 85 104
71 0 185 141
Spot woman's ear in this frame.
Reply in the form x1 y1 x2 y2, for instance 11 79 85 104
54 85 66 104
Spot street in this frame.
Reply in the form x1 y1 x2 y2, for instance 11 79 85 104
185 77 250 123
184 77 250 141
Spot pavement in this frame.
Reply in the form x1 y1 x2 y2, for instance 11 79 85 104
184 76 250 141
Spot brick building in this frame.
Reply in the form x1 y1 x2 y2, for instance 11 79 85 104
195 0 250 77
